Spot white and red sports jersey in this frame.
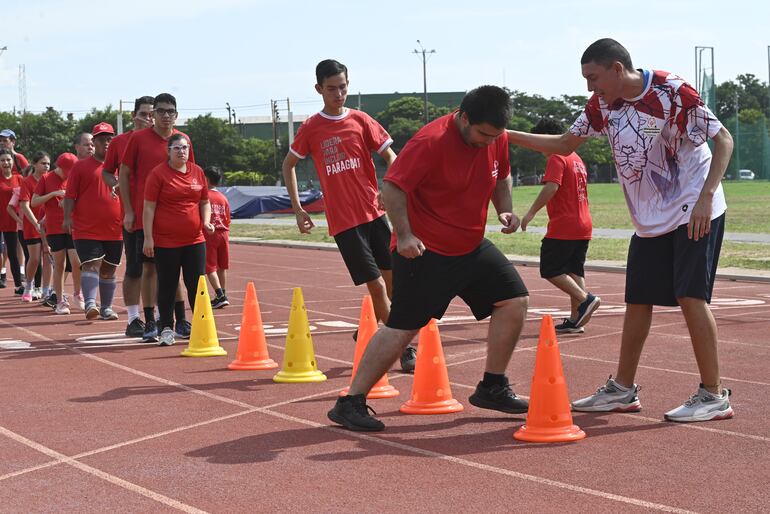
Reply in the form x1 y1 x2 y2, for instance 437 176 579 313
570 70 726 237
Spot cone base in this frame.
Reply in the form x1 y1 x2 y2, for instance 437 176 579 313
181 346 228 357
228 359 279 370
400 398 464 415
273 370 327 383
513 424 586 443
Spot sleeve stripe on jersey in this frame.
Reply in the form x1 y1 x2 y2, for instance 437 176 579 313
289 148 306 160
377 138 394 155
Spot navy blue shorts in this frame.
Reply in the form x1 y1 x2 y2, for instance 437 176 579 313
625 214 724 306
387 239 529 330
333 216 392 285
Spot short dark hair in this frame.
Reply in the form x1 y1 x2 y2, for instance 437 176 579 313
154 93 177 108
204 166 223 186
73 132 90 146
134 96 155 113
167 133 188 148
459 85 511 129
0 148 12 157
316 59 348 86
581 38 633 70
532 118 565 135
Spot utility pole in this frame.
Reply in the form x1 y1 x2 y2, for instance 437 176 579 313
413 40 436 125
734 91 740 172
18 64 27 113
226 102 232 124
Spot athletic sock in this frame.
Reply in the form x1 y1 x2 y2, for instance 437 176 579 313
80 271 99 306
19 265 25 275
481 372 507 388
127 305 140 323
144 307 155 323
174 301 186 322
98 277 117 309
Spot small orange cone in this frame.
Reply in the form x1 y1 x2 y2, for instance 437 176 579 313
340 295 399 399
400 319 463 415
228 282 278 370
514 315 586 443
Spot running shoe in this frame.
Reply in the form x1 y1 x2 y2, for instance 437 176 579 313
55 298 70 315
469 377 529 414
664 385 733 422
85 302 100 320
574 293 601 327
0 275 6 288
21 288 33 302
74 292 85 311
143 319 159 342
572 376 642 412
158 327 175 346
555 318 585 334
211 294 230 309
327 394 384 432
174 319 192 339
399 346 417 373
43 292 58 309
99 307 119 321
32 287 42 301
125 318 145 338
14 285 25 295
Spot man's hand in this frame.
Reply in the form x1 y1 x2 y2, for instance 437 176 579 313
143 237 154 258
396 232 425 259
498 212 521 234
294 210 315 234
62 217 72 234
519 211 534 232
688 195 713 241
123 211 135 232
204 222 215 234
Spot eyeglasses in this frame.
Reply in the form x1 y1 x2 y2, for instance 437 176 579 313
170 145 189 152
155 108 177 117
135 112 153 119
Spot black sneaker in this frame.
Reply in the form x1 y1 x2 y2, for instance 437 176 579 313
14 285 25 295
174 319 192 339
574 293 601 327
0 274 6 288
142 319 159 342
327 394 385 432
211 294 229 309
469 378 529 414
555 318 585 334
43 292 58 309
352 329 358 342
400 346 417 373
125 318 146 338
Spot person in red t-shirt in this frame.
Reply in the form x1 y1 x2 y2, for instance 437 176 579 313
63 123 123 321
0 129 29 174
202 166 231 309
328 86 531 432
32 153 80 314
281 60 410 366
18 151 54 302
519 118 599 334
143 133 212 347
1 149 24 291
102 95 155 338
120 93 196 342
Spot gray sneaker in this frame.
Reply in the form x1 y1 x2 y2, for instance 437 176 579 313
400 346 417 373
99 307 119 320
664 385 733 423
572 376 642 412
158 327 175 346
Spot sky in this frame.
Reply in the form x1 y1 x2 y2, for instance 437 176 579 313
1 0 768 120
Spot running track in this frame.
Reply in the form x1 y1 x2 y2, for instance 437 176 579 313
1 242 769 513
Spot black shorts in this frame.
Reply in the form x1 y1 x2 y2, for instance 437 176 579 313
387 238 529 330
74 239 124 267
625 214 724 306
333 216 392 285
48 233 75 252
123 228 153 278
24 237 42 245
539 238 590 278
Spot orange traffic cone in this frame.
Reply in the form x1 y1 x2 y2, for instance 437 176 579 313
340 295 398 399
228 282 278 370
400 319 463 415
514 315 585 443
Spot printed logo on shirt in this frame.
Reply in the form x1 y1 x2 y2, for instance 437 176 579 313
491 160 499 179
642 116 661 136
190 178 203 191
321 135 362 176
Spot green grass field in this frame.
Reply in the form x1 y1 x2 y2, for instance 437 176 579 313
231 180 770 271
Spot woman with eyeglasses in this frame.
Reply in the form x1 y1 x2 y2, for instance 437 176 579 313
143 133 213 346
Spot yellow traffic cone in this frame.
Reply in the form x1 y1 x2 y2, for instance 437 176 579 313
273 287 327 383
181 276 227 357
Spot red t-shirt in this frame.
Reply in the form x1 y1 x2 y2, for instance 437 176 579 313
384 113 511 256
290 109 392 236
103 130 132 176
542 153 592 240
65 156 122 241
0 172 23 232
11 152 29 175
34 171 67 235
144 162 208 248
121 127 195 230
20 174 44 239
207 189 230 232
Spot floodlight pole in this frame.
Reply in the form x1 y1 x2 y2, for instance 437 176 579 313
414 40 436 125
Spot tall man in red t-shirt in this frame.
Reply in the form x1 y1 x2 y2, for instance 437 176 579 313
63 123 123 320
328 86 531 432
102 95 155 337
281 60 412 368
120 93 195 341
520 118 600 334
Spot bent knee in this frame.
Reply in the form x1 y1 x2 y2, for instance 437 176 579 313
493 295 529 313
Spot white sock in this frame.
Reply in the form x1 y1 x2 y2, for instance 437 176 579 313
1 267 6 274
127 305 140 323
20 265 25 275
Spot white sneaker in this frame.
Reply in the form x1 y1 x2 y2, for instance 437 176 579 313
572 376 642 412
74 292 85 311
32 287 43 301
158 327 175 346
664 386 733 422
55 299 70 315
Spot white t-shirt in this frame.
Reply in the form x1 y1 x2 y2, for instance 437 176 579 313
570 70 726 237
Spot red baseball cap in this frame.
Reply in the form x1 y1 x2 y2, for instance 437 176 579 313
91 122 115 137
55 152 78 172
